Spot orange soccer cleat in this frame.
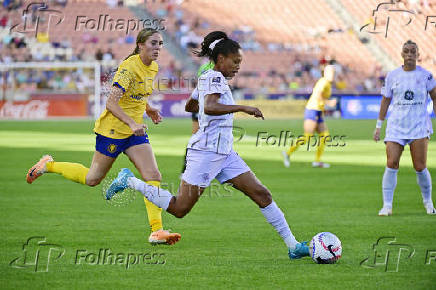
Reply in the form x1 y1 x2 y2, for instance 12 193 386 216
148 229 181 245
26 155 53 184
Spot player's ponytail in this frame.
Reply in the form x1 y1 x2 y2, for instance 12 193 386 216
194 31 240 63
124 28 160 60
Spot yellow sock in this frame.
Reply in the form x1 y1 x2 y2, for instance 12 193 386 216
46 162 89 185
287 133 312 156
315 131 330 162
144 180 163 232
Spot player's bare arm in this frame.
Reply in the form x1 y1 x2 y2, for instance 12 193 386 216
373 96 392 142
430 86 436 115
185 98 199 113
204 93 264 119
326 98 337 107
146 103 163 124
106 86 146 136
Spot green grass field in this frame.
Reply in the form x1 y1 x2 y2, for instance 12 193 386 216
1 118 435 289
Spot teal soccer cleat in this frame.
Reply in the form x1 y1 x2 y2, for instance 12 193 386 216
106 168 134 200
288 241 310 259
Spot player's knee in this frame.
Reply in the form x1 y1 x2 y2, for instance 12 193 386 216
414 163 426 172
387 160 400 169
173 206 191 218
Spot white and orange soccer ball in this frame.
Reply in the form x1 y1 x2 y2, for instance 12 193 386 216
309 232 342 264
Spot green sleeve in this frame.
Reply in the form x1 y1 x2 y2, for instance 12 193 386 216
197 61 215 77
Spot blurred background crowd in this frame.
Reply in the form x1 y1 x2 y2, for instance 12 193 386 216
1 0 435 99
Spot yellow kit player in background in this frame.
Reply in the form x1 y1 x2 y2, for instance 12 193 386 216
26 29 181 245
282 65 336 168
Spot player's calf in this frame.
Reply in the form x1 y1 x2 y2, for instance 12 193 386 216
248 184 272 208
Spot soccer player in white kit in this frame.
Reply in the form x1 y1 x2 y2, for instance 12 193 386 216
107 31 311 259
374 40 436 216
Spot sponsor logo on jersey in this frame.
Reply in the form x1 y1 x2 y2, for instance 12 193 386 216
404 90 414 100
130 94 146 100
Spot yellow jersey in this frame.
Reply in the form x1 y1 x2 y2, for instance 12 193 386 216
305 77 332 111
94 54 158 139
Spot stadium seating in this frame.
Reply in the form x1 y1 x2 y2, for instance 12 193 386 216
145 0 381 91
3 0 434 93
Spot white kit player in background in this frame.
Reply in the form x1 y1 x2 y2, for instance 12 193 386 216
107 31 312 259
374 40 436 216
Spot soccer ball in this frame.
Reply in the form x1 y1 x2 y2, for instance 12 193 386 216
309 232 342 264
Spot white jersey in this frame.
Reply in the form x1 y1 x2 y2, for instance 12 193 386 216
187 70 234 154
381 65 436 139
190 68 212 101
190 87 199 100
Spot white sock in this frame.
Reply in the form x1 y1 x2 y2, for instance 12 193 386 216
260 201 298 249
416 168 433 206
382 167 398 208
127 177 173 210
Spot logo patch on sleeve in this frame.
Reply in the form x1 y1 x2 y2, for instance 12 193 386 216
212 77 221 83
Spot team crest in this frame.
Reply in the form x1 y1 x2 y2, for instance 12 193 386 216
404 90 414 100
107 144 117 153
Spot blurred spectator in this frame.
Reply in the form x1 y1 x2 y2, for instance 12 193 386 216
90 33 99 44
36 32 49 43
14 37 26 48
125 34 135 44
106 0 117 8
335 75 347 90
82 32 92 44
60 37 71 49
0 14 8 27
95 49 103 61
103 48 114 61
180 31 201 49
55 0 68 7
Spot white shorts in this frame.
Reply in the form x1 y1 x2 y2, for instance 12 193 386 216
384 136 430 146
182 149 251 187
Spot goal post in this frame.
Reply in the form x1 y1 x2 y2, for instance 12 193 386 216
0 61 102 119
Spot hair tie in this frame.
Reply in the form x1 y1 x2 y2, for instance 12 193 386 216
209 38 224 51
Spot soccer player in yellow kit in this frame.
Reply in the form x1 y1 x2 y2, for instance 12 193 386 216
282 65 336 168
26 29 181 245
